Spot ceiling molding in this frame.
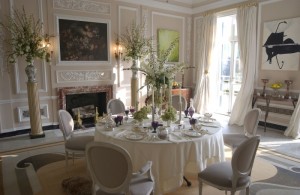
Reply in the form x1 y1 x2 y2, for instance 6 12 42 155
118 0 250 15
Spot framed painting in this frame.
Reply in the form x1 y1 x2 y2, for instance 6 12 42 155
261 17 300 70
157 29 179 63
57 16 110 64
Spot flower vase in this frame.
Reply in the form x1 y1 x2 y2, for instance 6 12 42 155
167 120 171 127
25 63 37 82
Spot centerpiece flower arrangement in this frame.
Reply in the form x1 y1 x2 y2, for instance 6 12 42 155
133 106 151 122
129 37 186 106
161 106 177 122
0 7 51 66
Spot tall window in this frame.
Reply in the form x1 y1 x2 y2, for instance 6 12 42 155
215 12 242 115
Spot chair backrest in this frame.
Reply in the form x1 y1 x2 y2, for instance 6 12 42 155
58 109 74 140
86 142 133 194
231 136 260 189
107 99 125 115
171 95 187 111
244 108 262 137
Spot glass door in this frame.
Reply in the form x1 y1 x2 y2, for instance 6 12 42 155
216 14 242 115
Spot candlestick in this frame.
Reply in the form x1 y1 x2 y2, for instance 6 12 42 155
152 89 155 106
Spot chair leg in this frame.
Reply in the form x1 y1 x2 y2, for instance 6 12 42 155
183 176 192 187
246 186 249 195
198 179 203 195
230 190 235 195
65 151 69 168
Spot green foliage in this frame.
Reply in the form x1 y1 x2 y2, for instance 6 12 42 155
161 106 177 122
133 106 150 122
119 21 152 61
0 7 51 64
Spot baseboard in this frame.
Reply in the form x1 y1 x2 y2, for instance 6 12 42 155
258 121 287 131
0 125 59 138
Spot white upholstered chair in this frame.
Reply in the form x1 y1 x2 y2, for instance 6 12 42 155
58 109 94 167
107 98 126 115
86 142 155 195
223 108 262 149
198 136 260 195
171 95 187 111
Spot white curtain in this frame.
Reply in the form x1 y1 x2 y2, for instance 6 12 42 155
284 94 300 139
193 14 217 114
229 5 257 126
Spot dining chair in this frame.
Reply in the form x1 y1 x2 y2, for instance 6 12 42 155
198 136 260 195
85 142 155 195
171 95 187 111
223 108 261 149
58 109 94 168
107 98 126 115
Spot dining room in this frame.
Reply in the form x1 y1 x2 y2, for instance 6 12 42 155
0 0 300 194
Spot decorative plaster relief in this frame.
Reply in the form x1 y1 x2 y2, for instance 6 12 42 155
53 0 110 15
57 70 112 83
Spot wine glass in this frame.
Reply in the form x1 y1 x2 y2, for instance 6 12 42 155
114 117 119 127
151 121 159 133
189 118 197 131
184 109 189 118
188 108 195 118
117 115 123 125
129 106 135 116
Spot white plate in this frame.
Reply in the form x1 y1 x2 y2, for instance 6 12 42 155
125 133 145 141
182 130 202 137
198 117 215 123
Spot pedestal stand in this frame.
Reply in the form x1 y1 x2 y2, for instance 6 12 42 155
27 82 45 138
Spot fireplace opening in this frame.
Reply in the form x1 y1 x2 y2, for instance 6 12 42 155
58 85 113 128
66 92 107 126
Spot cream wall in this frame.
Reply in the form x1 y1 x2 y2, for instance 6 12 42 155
0 0 192 134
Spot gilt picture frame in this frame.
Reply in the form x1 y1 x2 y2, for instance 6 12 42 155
56 15 110 65
261 17 300 70
157 29 179 63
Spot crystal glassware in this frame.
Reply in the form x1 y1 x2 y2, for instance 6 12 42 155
188 99 195 118
189 118 197 130
151 121 159 133
184 108 189 118
129 107 135 116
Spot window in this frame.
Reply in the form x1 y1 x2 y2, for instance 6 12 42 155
215 12 242 115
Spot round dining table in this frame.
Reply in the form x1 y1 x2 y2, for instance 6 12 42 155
94 117 225 195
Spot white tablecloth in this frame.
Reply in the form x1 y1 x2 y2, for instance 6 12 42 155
94 119 225 195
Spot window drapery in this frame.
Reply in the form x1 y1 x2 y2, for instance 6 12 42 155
193 14 217 114
228 5 257 126
284 93 300 139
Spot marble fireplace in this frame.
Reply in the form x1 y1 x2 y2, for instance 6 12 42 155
58 85 113 126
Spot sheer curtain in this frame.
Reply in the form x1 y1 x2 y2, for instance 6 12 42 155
228 5 257 126
284 93 300 139
193 14 217 114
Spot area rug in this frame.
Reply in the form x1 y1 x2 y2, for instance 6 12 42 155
32 151 300 195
